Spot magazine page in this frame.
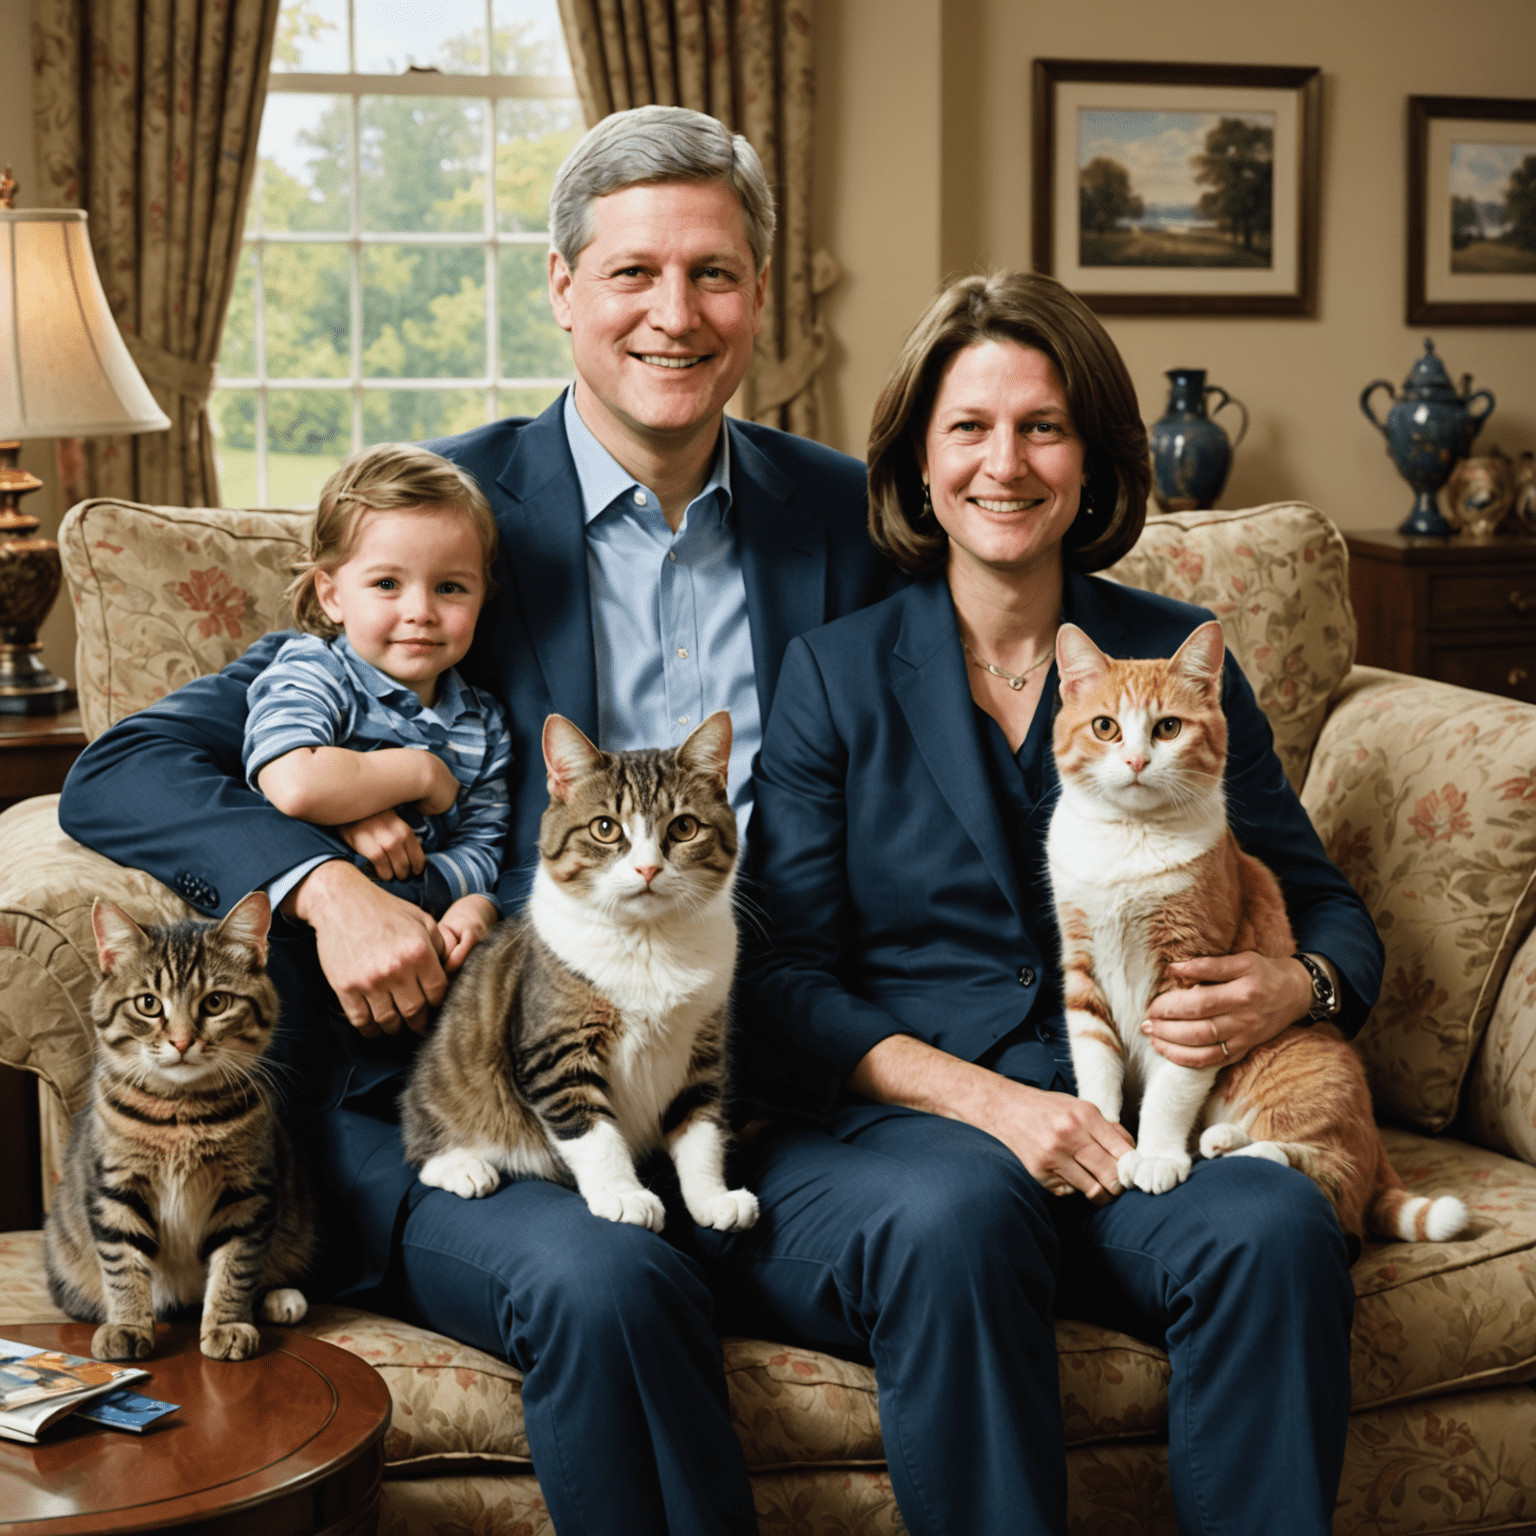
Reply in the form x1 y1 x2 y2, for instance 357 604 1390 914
0 1341 150 1444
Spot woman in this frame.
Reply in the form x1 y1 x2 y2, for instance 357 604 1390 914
707 272 1383 1536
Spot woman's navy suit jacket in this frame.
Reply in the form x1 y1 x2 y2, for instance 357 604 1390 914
738 570 1385 1121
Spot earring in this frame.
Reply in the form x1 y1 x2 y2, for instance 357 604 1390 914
921 481 935 521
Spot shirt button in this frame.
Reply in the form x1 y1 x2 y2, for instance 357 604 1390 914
676 648 688 659
668 550 677 562
632 490 646 505
1018 966 1036 988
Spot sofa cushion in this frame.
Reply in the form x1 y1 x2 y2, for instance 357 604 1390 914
59 498 306 741
1302 668 1536 1132
1463 923 1536 1165
1105 502 1355 792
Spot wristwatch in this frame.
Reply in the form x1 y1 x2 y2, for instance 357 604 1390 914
1293 952 1340 1024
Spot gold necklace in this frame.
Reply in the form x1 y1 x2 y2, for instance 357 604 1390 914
962 637 1056 692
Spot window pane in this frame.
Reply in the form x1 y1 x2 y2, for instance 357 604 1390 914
362 388 488 446
266 389 353 507
273 0 349 73
493 0 571 73
210 390 258 505
259 95 350 233
496 383 565 421
361 96 486 233
496 97 582 233
265 245 351 378
363 246 486 378
356 0 485 73
218 251 257 378
499 246 571 379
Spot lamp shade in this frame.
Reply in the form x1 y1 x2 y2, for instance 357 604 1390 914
0 209 171 440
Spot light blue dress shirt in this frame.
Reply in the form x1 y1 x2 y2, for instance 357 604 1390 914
563 388 762 831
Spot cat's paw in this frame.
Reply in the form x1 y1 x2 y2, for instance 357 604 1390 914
1118 1148 1192 1195
689 1188 759 1232
586 1187 667 1230
92 1322 154 1361
1199 1123 1252 1160
200 1322 262 1361
260 1287 308 1325
419 1149 500 1200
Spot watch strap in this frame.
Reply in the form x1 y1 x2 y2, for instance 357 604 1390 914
1293 951 1339 1023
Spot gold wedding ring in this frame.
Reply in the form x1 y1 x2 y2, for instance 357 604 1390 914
1219 1039 1230 1059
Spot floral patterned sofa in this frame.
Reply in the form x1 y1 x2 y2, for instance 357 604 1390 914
3 496 1536 1535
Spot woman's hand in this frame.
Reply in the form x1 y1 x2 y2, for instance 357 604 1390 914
980 1080 1134 1204
438 895 498 972
337 809 425 881
1142 952 1313 1069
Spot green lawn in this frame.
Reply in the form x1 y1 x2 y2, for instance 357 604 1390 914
213 446 346 510
1079 227 1272 269
1452 239 1536 274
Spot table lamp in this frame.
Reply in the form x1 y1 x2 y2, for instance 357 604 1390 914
0 169 170 714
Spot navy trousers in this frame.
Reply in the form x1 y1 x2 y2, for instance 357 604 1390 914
359 1101 1351 1536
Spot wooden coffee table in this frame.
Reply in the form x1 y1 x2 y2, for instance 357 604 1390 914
0 1320 391 1535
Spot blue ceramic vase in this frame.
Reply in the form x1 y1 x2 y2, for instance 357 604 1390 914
1360 338 1496 538
1149 369 1249 512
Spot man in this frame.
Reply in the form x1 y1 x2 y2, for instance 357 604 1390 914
60 105 898 1536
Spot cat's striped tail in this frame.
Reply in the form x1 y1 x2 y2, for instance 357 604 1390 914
1367 1143 1468 1242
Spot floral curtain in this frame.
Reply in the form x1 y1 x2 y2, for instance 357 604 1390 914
555 0 834 440
31 0 281 508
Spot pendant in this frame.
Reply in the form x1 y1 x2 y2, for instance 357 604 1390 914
1008 676 1024 691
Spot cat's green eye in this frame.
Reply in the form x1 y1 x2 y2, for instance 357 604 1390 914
588 816 623 844
136 994 163 1016
1154 717 1182 740
202 993 228 1015
1091 716 1120 741
669 815 699 842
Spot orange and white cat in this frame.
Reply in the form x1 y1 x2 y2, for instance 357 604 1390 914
1045 619 1465 1245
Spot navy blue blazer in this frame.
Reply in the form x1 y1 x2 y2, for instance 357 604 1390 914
738 571 1385 1121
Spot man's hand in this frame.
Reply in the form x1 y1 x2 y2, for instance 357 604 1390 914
416 754 462 817
288 859 447 1036
1142 952 1312 1069
438 894 498 972
336 809 425 881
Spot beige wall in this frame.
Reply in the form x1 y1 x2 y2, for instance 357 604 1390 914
815 0 1536 529
0 0 73 688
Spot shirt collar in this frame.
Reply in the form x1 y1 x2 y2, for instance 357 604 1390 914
333 635 476 723
562 385 732 529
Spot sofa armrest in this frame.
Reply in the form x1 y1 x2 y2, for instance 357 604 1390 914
1301 666 1536 1137
0 796 196 1119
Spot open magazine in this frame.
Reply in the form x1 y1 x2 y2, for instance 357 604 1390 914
0 1340 177 1442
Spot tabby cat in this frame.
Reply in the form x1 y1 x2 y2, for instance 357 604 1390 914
401 710 758 1233
1045 620 1466 1244
44 893 313 1360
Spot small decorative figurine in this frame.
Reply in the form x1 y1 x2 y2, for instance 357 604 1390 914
1514 452 1536 536
1149 369 1248 512
1360 338 1496 538
1445 447 1515 540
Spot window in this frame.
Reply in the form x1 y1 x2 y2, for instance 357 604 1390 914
213 0 581 508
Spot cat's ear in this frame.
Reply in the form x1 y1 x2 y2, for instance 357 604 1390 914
1055 623 1109 703
1170 621 1226 703
215 892 272 966
92 899 148 975
677 710 732 788
544 714 602 801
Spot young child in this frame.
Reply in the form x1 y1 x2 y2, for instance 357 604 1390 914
243 442 510 970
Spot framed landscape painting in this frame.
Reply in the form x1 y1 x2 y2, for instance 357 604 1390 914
1409 95 1536 324
1032 60 1322 316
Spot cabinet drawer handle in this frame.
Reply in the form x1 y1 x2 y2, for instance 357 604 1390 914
1510 592 1536 614
1511 668 1530 687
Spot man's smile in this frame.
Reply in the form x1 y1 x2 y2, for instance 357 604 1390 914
635 353 708 369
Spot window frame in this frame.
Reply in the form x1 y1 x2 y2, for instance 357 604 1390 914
216 3 579 505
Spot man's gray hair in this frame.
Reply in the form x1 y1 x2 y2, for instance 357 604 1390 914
548 105 776 272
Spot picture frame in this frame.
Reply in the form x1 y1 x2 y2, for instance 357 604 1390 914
1031 59 1322 316
1408 94 1536 325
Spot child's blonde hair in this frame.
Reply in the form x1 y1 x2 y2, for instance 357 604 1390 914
288 443 498 638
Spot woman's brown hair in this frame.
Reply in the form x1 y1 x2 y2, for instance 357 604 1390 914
287 442 498 638
867 270 1150 577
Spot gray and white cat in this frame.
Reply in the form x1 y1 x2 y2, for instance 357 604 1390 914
400 711 758 1233
44 893 313 1361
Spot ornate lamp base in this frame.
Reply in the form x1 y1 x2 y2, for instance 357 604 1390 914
0 442 74 716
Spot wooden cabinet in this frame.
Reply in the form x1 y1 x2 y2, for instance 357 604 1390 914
0 707 86 813
1345 530 1536 703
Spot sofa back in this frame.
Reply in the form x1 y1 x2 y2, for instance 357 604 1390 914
62 497 1355 785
